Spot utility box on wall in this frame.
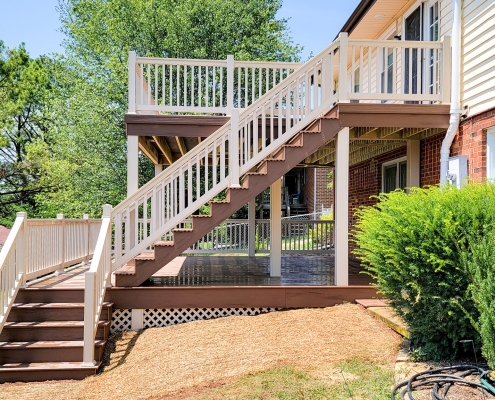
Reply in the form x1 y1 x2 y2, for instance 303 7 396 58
447 156 468 188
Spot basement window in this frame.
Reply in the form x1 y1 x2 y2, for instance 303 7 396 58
382 157 407 193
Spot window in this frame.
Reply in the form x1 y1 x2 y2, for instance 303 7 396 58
428 1 439 94
488 128 495 180
382 157 407 193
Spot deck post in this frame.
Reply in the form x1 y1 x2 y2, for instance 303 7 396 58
270 178 282 277
407 140 420 188
248 199 256 257
55 214 65 276
127 135 139 196
154 164 163 177
334 127 349 286
226 55 234 115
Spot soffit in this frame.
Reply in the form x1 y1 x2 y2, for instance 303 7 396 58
347 0 414 39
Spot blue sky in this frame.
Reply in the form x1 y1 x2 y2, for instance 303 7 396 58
0 0 361 60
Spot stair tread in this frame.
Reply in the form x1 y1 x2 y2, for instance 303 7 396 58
0 361 101 370
4 320 110 328
154 240 174 246
12 302 113 309
0 340 106 349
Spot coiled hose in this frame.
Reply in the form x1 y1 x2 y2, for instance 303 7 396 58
391 364 495 399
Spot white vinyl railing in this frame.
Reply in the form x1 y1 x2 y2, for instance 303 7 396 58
344 36 451 103
129 54 302 114
84 33 453 364
183 218 334 254
0 213 101 334
83 205 112 366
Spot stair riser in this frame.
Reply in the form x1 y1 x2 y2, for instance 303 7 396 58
0 325 109 342
7 307 112 323
0 367 97 383
15 289 85 303
0 345 105 364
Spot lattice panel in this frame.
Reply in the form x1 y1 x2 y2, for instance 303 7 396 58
143 307 280 328
111 309 132 333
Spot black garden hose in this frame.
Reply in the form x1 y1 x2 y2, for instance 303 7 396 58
391 364 495 399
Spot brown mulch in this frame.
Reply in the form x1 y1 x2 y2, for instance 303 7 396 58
1 304 401 400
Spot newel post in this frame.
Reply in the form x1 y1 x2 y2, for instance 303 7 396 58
17 212 28 284
226 55 235 115
441 36 452 104
102 204 113 283
229 108 241 188
55 214 65 276
83 214 90 264
338 33 349 102
321 54 332 101
128 51 136 114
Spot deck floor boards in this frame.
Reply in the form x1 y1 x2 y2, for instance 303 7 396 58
28 255 371 289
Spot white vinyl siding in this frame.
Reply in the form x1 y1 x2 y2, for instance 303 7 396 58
461 0 495 116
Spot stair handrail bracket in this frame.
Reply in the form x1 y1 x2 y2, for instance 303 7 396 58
83 204 112 366
0 212 27 333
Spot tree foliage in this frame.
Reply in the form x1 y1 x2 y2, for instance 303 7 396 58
0 41 52 225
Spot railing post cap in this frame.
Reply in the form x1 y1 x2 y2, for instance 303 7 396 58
16 211 27 218
57 214 64 219
83 214 89 219
102 204 112 217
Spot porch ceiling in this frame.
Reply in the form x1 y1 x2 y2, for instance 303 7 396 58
339 0 413 40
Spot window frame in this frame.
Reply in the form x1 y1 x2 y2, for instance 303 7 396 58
382 156 407 193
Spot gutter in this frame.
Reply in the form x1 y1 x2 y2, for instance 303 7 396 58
440 0 462 185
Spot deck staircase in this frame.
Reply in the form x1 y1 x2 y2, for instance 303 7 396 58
0 287 113 383
115 113 341 286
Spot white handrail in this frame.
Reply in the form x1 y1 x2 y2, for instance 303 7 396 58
83 204 112 366
0 213 101 334
130 54 303 115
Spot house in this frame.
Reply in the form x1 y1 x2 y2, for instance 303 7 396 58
0 0 493 383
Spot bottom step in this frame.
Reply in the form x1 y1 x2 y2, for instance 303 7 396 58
0 361 101 383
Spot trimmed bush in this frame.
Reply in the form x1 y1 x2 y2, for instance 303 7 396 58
353 184 495 360
461 230 495 368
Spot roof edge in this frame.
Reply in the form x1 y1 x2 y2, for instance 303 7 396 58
334 0 378 39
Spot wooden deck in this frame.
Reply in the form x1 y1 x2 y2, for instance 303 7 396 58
26 256 378 309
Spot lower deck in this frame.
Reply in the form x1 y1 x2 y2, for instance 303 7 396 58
27 255 378 310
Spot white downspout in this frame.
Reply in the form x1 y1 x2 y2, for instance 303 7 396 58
440 0 462 185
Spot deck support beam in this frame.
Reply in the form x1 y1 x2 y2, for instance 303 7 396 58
334 127 349 286
248 199 256 257
270 178 282 277
127 135 139 196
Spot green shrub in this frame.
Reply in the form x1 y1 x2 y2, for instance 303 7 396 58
461 230 495 368
353 184 495 360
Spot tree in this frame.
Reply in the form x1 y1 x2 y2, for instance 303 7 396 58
0 41 52 225
28 0 301 217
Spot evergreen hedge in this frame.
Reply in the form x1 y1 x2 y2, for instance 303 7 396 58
353 184 495 360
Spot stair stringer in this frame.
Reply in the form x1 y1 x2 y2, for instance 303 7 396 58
114 117 341 287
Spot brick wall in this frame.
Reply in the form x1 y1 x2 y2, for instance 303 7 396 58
420 108 495 185
302 167 333 214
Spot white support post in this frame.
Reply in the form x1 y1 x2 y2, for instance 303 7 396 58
55 214 65 276
321 54 332 101
154 164 163 177
127 135 139 196
270 178 282 277
128 51 136 113
338 33 349 102
82 270 96 366
229 108 241 188
131 309 144 330
334 127 349 286
18 212 27 285
407 140 420 189
226 55 234 115
248 199 256 257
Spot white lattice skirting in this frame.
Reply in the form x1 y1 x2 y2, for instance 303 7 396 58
110 307 280 333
